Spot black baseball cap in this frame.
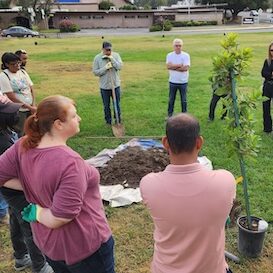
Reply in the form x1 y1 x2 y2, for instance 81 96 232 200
102 41 112 49
0 101 22 114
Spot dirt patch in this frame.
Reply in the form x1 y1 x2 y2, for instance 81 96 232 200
99 146 241 225
229 199 242 226
99 146 169 188
49 64 90 72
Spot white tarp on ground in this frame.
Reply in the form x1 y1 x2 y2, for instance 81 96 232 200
86 139 212 207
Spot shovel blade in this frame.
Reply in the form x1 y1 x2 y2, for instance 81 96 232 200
112 123 125 138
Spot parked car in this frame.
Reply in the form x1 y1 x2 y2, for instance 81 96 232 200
0 26 40 37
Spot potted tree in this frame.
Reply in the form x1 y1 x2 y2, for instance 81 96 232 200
210 33 268 258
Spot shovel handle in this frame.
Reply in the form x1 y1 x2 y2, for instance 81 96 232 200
109 68 120 124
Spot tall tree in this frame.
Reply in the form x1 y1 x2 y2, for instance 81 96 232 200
196 0 269 15
0 0 11 8
267 0 273 9
16 0 54 23
134 0 167 8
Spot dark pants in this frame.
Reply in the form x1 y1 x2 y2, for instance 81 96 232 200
168 82 188 116
1 190 46 272
46 236 115 273
14 111 31 137
100 87 121 124
263 98 272 132
208 93 227 120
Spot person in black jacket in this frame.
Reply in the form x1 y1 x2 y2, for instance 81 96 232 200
0 101 53 273
261 42 273 133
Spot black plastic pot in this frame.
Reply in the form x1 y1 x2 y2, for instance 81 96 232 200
237 216 266 258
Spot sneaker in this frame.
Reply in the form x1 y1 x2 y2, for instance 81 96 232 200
14 254 32 271
36 262 54 273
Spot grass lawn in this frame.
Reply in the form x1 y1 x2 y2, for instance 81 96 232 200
0 32 273 273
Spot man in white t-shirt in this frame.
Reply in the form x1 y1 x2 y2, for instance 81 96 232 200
166 38 190 117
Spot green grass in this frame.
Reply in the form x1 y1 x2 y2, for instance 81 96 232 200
0 32 273 273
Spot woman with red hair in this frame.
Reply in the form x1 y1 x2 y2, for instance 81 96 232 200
0 95 115 273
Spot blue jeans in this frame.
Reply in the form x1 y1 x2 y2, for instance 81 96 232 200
168 82 188 116
100 87 121 124
46 236 115 273
0 191 8 218
0 189 46 271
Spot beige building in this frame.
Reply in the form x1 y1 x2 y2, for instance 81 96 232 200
52 7 223 29
52 10 154 28
0 2 224 30
0 10 31 29
52 0 133 12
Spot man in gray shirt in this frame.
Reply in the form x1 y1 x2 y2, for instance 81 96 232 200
93 41 123 125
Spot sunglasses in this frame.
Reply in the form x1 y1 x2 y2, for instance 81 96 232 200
270 49 273 52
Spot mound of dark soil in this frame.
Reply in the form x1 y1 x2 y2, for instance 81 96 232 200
99 146 169 188
99 146 241 225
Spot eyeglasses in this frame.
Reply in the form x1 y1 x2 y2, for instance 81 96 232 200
105 48 111 51
8 61 21 66
175 44 182 47
270 49 273 52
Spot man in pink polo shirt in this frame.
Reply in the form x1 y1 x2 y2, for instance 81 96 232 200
140 113 236 273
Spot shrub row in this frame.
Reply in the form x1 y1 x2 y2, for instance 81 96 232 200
172 20 218 27
149 20 217 32
149 19 173 32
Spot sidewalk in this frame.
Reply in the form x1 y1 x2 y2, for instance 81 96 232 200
42 23 273 38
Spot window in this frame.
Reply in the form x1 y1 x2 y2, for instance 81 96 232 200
80 15 91 19
93 15 104 19
124 15 135 19
57 0 80 2
138 15 148 18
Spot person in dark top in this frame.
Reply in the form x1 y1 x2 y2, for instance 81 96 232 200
0 101 53 273
208 86 228 121
261 42 273 133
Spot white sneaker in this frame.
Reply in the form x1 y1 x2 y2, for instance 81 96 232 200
14 254 32 271
37 262 54 273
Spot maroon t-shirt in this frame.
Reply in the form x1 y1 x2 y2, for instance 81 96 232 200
0 140 111 265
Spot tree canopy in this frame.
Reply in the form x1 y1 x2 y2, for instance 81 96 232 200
196 0 269 15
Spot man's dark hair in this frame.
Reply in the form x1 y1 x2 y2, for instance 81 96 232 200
166 113 200 154
15 49 27 56
1 52 20 70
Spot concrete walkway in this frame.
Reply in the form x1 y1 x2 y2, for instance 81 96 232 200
43 23 273 38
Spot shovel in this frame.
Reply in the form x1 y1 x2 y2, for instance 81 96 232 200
109 67 125 138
